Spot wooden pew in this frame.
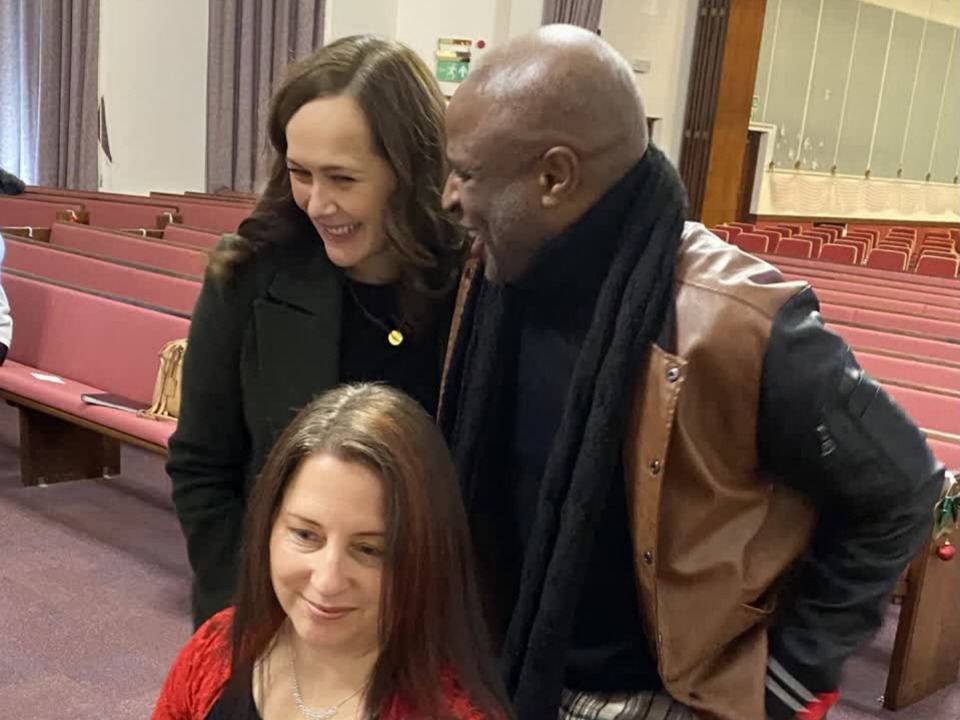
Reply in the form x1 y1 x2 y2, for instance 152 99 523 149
3 234 201 315
186 189 257 203
884 461 960 710
47 222 206 277
148 192 251 232
0 197 87 226
0 273 189 484
162 223 223 249
25 191 180 229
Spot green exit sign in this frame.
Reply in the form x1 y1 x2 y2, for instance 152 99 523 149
436 59 469 83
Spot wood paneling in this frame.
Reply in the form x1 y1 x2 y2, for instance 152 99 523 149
679 0 729 219
885 536 960 710
679 0 768 226
702 0 768 226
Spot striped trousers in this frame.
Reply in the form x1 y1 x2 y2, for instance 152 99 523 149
559 689 698 720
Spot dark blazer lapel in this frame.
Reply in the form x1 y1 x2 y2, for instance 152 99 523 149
251 244 342 442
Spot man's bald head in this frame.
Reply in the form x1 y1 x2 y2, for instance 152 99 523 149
454 24 648 179
442 25 651 283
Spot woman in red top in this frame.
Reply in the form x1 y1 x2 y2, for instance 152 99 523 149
152 384 510 720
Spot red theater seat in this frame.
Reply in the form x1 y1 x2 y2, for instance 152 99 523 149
865 248 908 272
775 237 813 258
915 255 959 278
733 233 769 254
819 243 858 265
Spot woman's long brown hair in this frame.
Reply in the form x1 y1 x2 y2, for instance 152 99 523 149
223 384 510 719
210 35 464 331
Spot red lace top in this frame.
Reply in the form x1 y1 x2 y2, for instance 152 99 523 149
150 608 488 720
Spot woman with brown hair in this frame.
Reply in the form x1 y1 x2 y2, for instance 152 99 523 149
167 35 465 627
153 384 510 720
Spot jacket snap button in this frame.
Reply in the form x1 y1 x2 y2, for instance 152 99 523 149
666 367 680 383
649 459 662 475
643 550 654 565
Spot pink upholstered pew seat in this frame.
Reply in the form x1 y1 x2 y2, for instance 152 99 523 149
857 352 960 394
780 273 960 311
48 222 206 278
821 304 960 342
884 384 960 436
3 237 200 315
927 439 960 472
761 254 960 293
0 274 189 483
832 324 960 364
813 288 960 323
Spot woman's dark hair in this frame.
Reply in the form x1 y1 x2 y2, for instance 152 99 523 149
210 35 464 329
225 383 510 719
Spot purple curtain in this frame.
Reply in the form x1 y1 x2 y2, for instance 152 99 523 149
206 0 326 192
0 0 99 189
542 0 604 31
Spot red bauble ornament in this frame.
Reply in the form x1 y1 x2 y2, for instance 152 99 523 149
936 542 956 561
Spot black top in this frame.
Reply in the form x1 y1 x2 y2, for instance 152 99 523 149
503 171 660 693
205 686 259 719
340 279 446 417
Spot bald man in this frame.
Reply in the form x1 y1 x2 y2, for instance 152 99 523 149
438 25 943 720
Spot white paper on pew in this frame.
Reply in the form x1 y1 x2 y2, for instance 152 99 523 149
31 373 66 384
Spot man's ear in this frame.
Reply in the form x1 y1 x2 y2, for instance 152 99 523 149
538 146 580 208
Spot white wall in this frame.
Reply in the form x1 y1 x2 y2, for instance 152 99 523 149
394 0 507 97
97 0 208 194
327 0 399 41
95 0 696 193
864 0 960 27
598 0 699 163
327 0 536 96
508 0 543 37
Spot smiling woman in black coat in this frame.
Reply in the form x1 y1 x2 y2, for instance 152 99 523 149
166 36 464 627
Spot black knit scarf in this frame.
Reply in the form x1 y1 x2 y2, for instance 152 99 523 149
439 144 688 720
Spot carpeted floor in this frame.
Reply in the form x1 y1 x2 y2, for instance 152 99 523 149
0 402 956 719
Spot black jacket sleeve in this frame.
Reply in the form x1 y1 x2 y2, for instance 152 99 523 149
756 287 944 719
166 257 258 628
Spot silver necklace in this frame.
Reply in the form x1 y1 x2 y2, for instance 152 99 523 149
290 640 367 720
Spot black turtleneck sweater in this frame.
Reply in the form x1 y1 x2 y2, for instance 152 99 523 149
504 162 660 693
